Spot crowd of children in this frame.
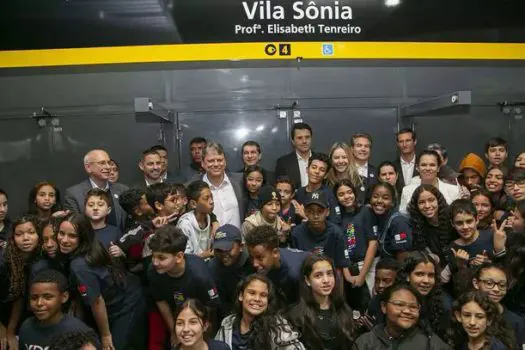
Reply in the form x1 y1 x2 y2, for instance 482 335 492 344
0 130 524 350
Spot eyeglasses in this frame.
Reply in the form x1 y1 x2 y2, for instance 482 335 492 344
505 180 525 187
479 279 507 290
387 300 420 312
90 160 111 167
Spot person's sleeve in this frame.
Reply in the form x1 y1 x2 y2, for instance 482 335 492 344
63 188 80 212
328 191 342 225
196 264 221 308
70 261 101 307
146 266 166 302
176 220 199 254
386 217 413 252
335 230 350 268
290 229 300 250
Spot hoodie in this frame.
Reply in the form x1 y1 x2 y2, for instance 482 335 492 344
215 314 305 350
176 210 211 255
352 324 451 350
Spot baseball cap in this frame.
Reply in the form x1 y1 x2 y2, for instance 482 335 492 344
213 224 242 251
304 190 328 209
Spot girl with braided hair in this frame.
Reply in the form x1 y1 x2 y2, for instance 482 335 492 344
408 184 455 267
396 250 452 340
0 215 41 349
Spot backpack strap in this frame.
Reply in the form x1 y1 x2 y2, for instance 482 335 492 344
377 211 402 257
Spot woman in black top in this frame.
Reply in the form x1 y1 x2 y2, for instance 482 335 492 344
408 184 454 267
243 165 266 219
288 254 354 350
0 215 41 349
57 213 144 350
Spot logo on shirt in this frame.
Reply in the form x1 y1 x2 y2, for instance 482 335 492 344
394 232 408 244
372 225 379 237
78 284 88 297
335 206 341 215
208 287 219 300
346 224 357 252
174 291 186 305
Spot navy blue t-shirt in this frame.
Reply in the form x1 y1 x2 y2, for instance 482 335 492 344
68 256 142 319
502 307 525 348
147 254 221 310
342 208 377 262
175 339 230 350
294 184 341 224
291 221 349 268
448 229 494 267
267 248 309 304
94 224 122 250
208 251 252 316
19 314 100 350
372 210 413 257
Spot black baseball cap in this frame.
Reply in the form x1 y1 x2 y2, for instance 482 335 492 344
304 190 328 209
213 224 242 251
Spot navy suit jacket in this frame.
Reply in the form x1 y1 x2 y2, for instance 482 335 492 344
275 151 314 190
63 179 129 230
357 164 378 206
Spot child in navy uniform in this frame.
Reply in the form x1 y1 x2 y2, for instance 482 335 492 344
245 225 309 306
294 153 341 225
18 269 100 349
57 213 145 350
208 224 252 316
147 225 221 347
291 190 350 276
84 189 123 251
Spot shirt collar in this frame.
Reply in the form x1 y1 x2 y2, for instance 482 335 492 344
296 151 312 161
400 155 416 165
204 173 230 189
145 177 163 187
89 178 109 191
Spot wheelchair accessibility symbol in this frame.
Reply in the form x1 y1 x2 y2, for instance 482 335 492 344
322 43 334 56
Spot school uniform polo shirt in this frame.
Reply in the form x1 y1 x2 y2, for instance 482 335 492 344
69 256 142 319
295 184 341 225
267 248 309 305
342 208 378 263
291 221 349 268
18 315 99 350
147 254 221 310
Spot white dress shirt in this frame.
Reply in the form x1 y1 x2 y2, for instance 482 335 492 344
357 163 369 178
203 173 241 229
400 155 416 185
297 151 311 187
89 178 109 191
399 178 460 216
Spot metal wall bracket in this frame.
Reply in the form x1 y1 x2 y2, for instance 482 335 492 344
400 91 472 118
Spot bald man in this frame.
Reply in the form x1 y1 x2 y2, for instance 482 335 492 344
64 149 129 230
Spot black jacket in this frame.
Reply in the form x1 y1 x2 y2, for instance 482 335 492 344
352 324 451 350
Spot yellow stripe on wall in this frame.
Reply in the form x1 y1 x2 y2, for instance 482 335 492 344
0 42 524 68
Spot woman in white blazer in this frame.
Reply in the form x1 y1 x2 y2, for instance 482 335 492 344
399 150 462 215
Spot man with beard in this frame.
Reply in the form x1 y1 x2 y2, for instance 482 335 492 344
135 148 164 189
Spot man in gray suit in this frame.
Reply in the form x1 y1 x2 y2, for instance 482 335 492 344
200 142 244 229
64 149 129 230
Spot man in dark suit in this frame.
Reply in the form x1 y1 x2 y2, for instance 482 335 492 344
392 128 418 194
236 140 275 185
64 149 129 230
351 132 377 205
275 122 313 190
200 142 244 229
134 148 166 190
179 137 207 183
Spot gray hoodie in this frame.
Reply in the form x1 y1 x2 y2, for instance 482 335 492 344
215 314 305 350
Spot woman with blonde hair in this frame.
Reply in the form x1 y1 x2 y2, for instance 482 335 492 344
327 142 362 188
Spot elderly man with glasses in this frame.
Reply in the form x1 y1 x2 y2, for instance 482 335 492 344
64 149 129 230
